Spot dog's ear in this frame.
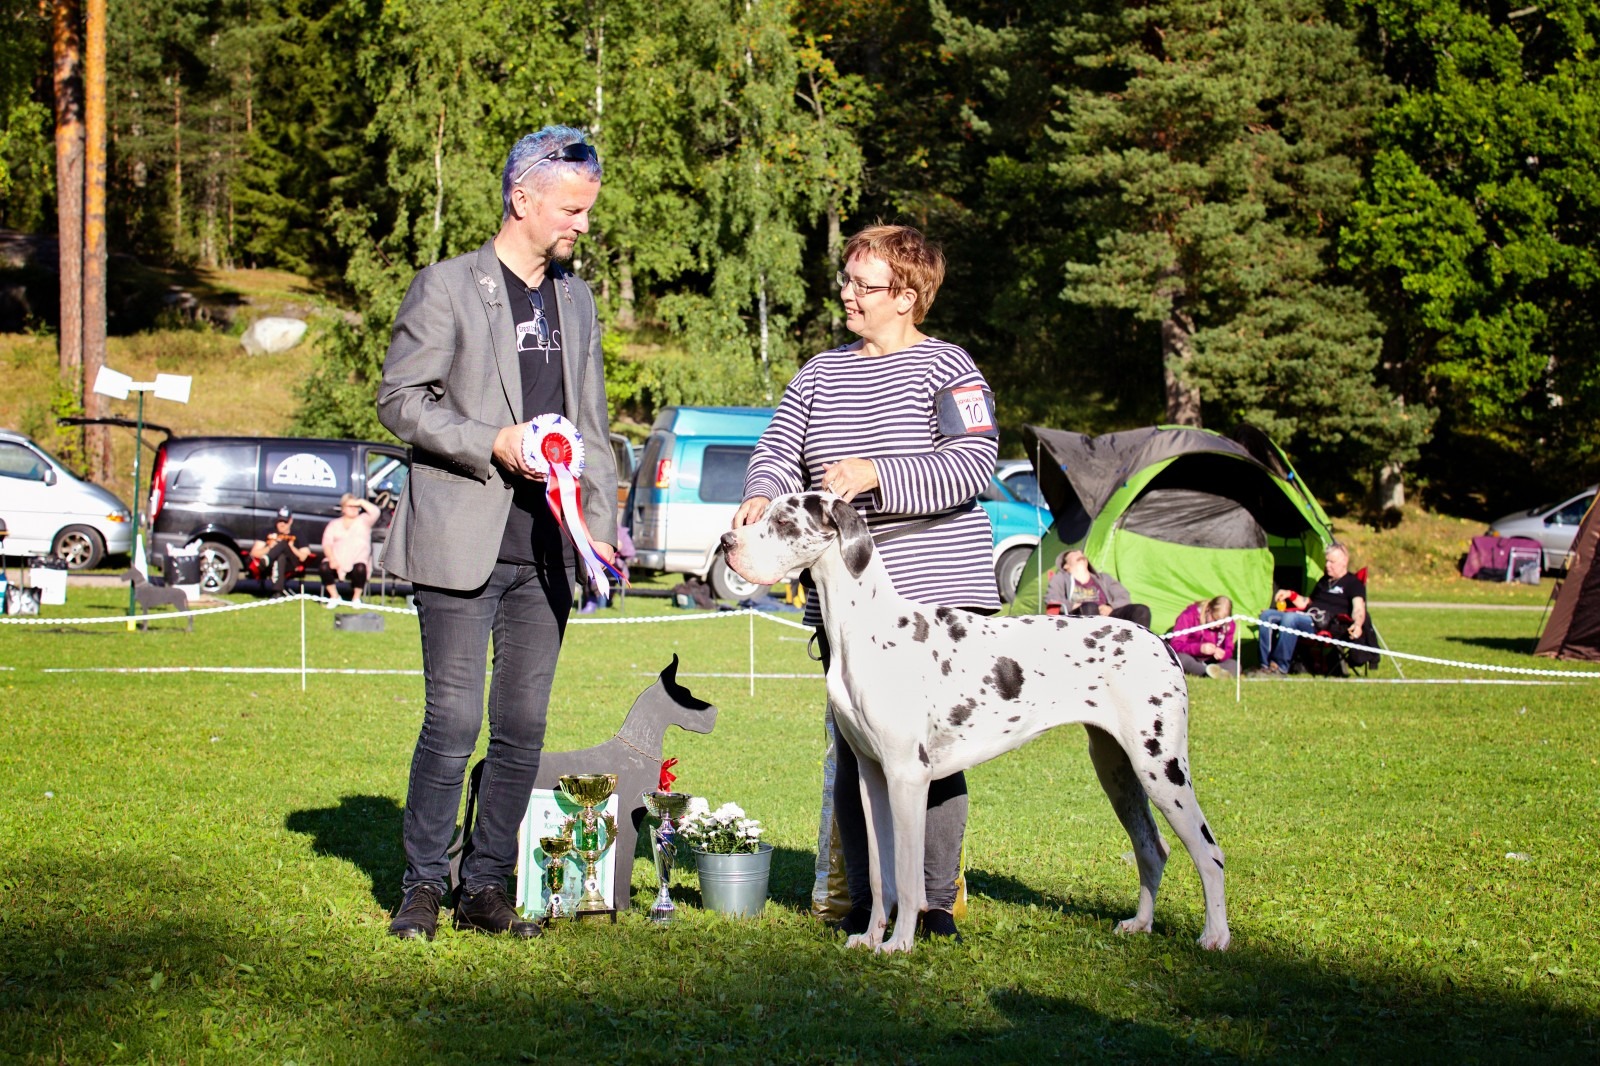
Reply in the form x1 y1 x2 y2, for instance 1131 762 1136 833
826 496 874 578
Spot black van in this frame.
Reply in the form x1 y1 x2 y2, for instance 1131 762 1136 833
149 436 410 594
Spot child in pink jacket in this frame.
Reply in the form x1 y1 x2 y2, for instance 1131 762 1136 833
1170 596 1237 678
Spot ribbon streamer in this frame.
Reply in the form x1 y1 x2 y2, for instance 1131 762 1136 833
522 414 624 599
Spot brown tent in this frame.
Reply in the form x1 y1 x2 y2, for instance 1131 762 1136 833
1534 497 1600 661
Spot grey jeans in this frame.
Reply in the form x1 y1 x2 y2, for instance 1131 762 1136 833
816 627 967 912
403 560 572 894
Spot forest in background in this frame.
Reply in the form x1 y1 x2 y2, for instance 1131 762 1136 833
1 0 1597 517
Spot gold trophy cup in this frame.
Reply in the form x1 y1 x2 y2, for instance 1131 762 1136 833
538 835 573 920
641 790 692 922
558 773 619 920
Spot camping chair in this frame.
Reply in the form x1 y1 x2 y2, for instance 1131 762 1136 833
1293 567 1399 678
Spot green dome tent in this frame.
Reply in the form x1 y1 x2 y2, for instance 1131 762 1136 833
1005 425 1336 634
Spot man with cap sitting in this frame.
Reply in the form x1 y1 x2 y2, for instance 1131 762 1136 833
251 506 311 595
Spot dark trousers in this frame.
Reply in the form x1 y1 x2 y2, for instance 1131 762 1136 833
262 541 298 594
403 560 572 894
817 627 968 912
319 561 368 594
1074 602 1152 629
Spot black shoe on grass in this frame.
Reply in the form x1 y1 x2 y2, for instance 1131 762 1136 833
389 884 443 941
454 884 541 938
918 908 962 941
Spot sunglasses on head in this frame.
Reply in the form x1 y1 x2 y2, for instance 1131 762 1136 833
512 142 600 185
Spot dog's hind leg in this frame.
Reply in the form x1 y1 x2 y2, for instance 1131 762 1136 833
1086 724 1170 937
1135 756 1230 951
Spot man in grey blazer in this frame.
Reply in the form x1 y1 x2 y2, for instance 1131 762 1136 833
377 125 617 940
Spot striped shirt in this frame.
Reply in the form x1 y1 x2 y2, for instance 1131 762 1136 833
743 337 999 617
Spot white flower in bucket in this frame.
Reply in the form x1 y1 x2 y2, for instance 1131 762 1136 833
678 797 766 855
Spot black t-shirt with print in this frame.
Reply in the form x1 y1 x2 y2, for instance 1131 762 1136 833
1308 571 1366 620
497 261 573 568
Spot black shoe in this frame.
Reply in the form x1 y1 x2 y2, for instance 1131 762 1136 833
918 908 962 941
389 884 443 940
837 905 872 936
454 884 542 938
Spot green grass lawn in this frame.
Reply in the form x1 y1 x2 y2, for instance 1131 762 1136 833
1 590 1596 1063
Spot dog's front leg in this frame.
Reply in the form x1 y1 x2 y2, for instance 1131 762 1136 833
846 755 894 951
877 771 929 954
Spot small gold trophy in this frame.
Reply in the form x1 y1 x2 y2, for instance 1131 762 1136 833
558 773 619 920
641 790 692 923
538 835 573 920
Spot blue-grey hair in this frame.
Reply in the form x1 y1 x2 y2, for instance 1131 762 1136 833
502 125 602 220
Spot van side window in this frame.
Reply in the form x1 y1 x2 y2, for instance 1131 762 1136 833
699 446 755 503
0 442 48 480
263 447 351 495
173 445 256 490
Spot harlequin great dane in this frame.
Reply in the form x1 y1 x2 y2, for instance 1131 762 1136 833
721 492 1230 955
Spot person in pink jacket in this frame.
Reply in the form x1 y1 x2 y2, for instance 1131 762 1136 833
318 495 381 607
1170 595 1237 679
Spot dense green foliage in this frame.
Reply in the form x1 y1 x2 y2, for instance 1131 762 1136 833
0 590 1596 1060
3 0 1599 511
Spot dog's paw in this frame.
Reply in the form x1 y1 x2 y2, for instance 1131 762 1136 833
1114 916 1153 936
1196 927 1231 951
845 932 879 950
874 935 916 955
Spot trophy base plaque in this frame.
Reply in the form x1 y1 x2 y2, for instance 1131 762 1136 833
574 907 618 924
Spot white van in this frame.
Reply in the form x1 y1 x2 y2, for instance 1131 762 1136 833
0 428 134 568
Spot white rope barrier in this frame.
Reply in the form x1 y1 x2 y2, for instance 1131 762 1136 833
7 595 1595 685
1166 613 1600 679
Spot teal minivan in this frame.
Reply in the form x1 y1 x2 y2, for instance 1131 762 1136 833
627 406 779 600
625 406 1052 602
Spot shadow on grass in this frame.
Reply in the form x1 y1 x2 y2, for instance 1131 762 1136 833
1445 635 1544 655
1 852 1595 1063
286 793 405 911
965 865 1133 927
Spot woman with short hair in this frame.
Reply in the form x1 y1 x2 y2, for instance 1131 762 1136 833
319 494 381 607
735 224 998 939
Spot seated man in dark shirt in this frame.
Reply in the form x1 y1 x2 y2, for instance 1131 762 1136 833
1257 543 1367 675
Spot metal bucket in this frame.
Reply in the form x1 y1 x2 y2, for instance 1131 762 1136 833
694 844 772 917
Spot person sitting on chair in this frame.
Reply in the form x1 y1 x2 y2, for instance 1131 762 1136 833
251 506 312 596
1044 549 1152 629
1258 543 1366 676
1171 595 1238 679
319 494 381 608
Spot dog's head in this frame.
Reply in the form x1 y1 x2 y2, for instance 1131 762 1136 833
720 492 875 585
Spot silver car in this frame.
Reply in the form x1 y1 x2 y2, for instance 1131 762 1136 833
0 428 134 568
1486 485 1597 570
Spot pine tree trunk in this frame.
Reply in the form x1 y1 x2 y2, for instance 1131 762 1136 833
1161 304 1203 427
53 0 84 430
172 76 183 256
83 0 110 482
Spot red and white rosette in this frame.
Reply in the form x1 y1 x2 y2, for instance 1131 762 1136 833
521 413 623 598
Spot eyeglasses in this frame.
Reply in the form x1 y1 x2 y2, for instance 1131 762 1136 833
835 270 898 296
511 141 600 185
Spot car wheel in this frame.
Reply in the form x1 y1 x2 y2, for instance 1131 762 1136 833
52 525 105 570
198 541 242 595
996 545 1034 604
708 551 770 602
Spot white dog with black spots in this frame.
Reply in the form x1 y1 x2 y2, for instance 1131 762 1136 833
721 492 1231 954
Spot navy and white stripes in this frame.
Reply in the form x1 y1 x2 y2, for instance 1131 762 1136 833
744 338 1000 613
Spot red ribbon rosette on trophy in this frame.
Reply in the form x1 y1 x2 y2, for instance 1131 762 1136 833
521 413 624 599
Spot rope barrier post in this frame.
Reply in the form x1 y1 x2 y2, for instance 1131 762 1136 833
300 592 307 692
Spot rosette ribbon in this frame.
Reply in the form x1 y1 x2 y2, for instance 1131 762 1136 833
521 414 624 599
